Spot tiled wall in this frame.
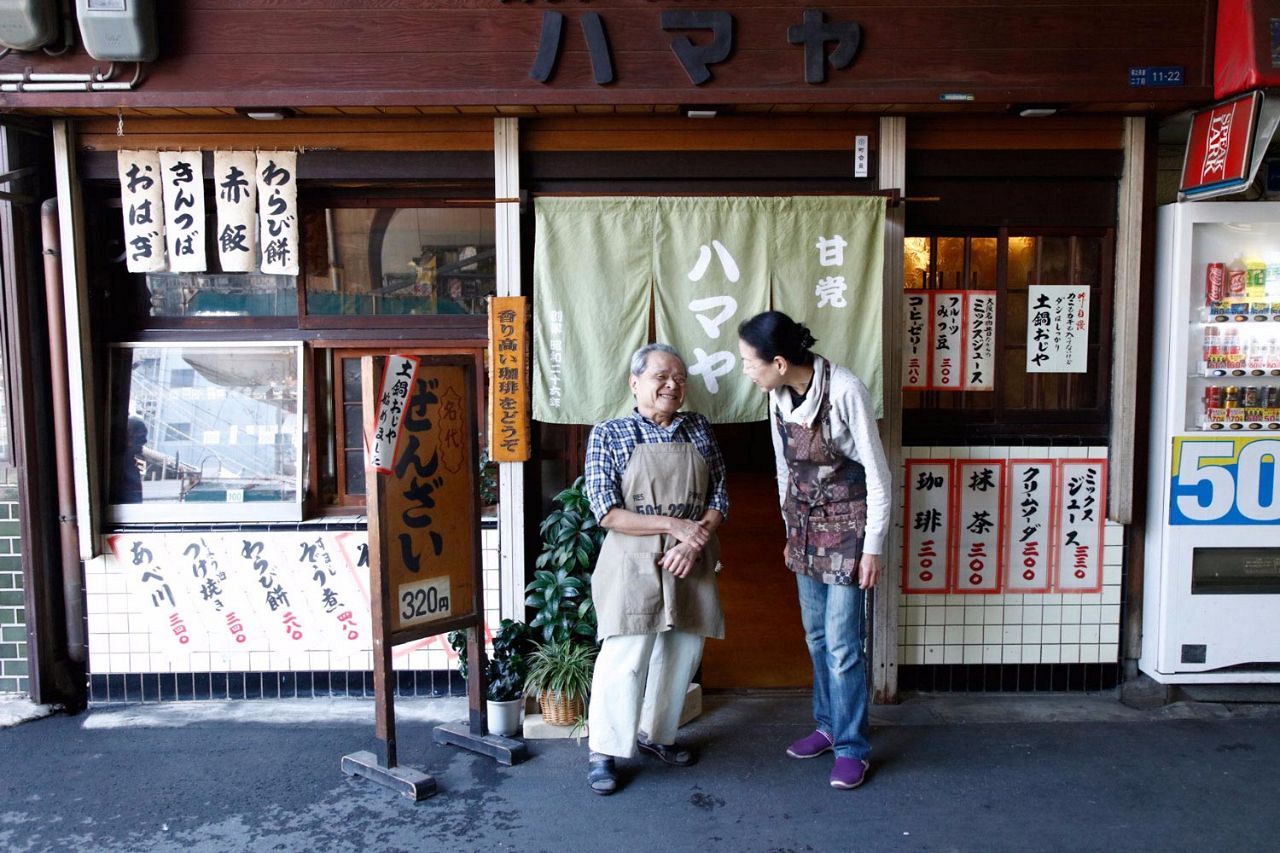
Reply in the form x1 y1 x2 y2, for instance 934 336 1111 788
0 482 27 695
86 522 503 703
898 446 1123 667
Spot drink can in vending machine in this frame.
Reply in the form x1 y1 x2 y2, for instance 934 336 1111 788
1206 263 1225 304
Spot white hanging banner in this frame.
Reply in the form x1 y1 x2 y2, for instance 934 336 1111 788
1054 460 1107 593
931 290 965 390
256 151 299 276
1027 285 1091 373
952 460 1005 593
117 150 167 273
902 292 930 390
214 151 258 273
903 460 953 594
1004 460 1055 594
965 292 997 391
368 355 420 475
159 151 207 273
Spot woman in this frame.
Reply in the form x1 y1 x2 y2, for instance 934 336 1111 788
737 311 890 791
582 342 727 796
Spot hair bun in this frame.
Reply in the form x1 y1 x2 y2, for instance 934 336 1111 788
799 325 817 349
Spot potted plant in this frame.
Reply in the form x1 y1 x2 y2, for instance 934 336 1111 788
524 638 597 728
525 476 605 644
447 618 534 737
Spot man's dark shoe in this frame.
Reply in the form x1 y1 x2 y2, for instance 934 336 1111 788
636 733 696 767
588 756 617 795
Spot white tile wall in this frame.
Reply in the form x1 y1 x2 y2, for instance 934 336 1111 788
898 446 1122 666
87 527 505 675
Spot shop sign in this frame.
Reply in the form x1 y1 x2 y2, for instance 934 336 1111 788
1169 436 1280 525
368 355 419 475
368 358 479 636
159 152 206 273
1003 460 1055 594
104 531 368 658
488 296 531 462
117 150 166 273
524 6 861 87
903 460 952 593
952 460 1005 593
903 457 1107 595
900 290 997 391
255 151 299 276
1179 90 1262 199
902 292 929 389
1054 460 1106 593
213 151 258 273
1026 285 1089 373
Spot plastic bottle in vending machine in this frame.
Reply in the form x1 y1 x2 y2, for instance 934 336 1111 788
1203 325 1222 374
1266 254 1280 299
1247 259 1268 300
1224 327 1245 374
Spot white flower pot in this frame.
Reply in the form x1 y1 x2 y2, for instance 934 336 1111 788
487 698 523 737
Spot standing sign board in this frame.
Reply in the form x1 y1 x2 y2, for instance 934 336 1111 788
342 356 525 802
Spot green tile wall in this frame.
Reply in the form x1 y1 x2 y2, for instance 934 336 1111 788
0 485 25 695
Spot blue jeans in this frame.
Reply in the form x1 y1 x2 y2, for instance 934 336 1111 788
796 573 871 760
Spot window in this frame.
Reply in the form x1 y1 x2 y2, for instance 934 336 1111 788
313 347 489 510
303 206 495 317
903 229 1113 444
107 343 305 522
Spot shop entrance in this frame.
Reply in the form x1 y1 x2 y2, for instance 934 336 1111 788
701 423 811 689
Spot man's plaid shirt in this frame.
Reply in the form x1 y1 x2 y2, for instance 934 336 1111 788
584 409 729 523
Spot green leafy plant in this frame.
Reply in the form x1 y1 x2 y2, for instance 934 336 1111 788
478 447 499 508
525 476 605 644
446 618 535 702
524 639 597 707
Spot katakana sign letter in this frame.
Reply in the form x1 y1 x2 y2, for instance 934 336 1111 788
661 10 734 86
787 9 861 84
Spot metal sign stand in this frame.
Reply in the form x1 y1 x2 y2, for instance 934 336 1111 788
341 356 526 803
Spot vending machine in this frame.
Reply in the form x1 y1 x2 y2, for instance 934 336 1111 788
1143 201 1280 683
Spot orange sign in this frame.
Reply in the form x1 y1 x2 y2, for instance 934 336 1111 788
368 358 480 637
488 296 531 462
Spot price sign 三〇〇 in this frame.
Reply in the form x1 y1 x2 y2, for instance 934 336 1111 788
365 357 480 639
1170 437 1280 526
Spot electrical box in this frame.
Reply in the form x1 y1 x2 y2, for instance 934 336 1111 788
75 0 156 63
0 0 59 52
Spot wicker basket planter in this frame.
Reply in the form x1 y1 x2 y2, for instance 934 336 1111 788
538 689 585 728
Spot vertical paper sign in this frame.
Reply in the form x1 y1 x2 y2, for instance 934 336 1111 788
159 152 207 273
903 292 930 390
931 291 965 390
256 151 299 275
117 150 167 273
1004 460 1055 593
488 296 531 462
952 461 1005 593
383 362 478 633
1027 285 1090 373
214 151 257 273
368 356 419 475
903 460 953 593
965 291 997 391
1054 460 1107 593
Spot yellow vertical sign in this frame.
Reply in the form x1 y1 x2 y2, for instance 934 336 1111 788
488 296 531 462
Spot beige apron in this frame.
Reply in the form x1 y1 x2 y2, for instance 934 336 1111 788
592 441 724 640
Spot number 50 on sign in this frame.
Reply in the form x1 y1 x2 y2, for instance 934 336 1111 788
1170 437 1280 525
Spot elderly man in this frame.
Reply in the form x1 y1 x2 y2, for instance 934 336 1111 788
583 342 728 796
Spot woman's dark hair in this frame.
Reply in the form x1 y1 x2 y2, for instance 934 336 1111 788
738 310 817 366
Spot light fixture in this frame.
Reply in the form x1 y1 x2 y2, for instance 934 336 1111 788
939 93 975 102
235 107 296 121
681 104 723 119
686 109 717 119
1018 106 1060 118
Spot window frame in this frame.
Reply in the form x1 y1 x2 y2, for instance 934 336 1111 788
902 226 1115 445
106 340 307 524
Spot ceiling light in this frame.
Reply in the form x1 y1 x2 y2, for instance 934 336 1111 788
1018 107 1059 118
235 107 296 121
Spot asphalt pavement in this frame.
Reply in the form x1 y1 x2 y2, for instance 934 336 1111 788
0 691 1277 853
